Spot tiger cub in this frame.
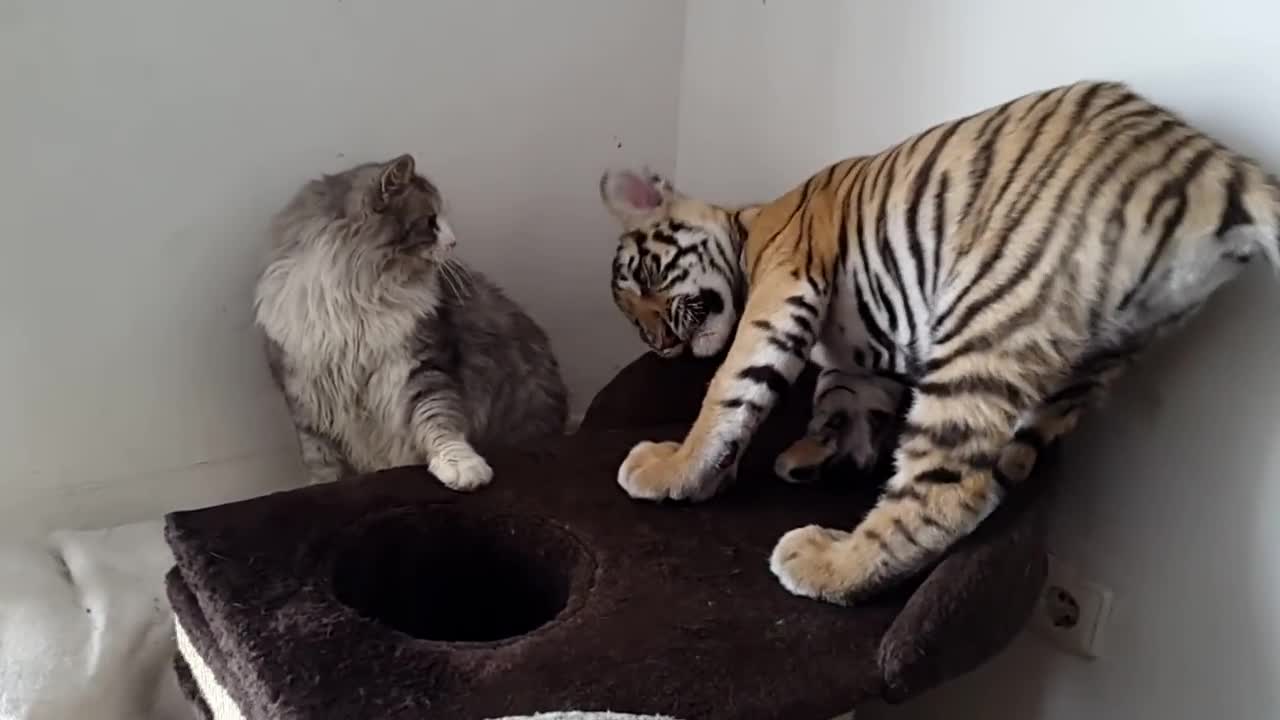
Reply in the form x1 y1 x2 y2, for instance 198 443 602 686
600 80 1280 605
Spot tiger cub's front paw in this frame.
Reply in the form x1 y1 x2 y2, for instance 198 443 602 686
618 440 717 501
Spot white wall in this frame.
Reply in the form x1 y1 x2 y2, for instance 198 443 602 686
0 0 685 536
678 1 1280 718
7 1 1280 712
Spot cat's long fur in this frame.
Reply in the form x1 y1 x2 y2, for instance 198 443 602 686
254 154 568 490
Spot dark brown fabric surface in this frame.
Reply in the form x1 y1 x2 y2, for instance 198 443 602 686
876 465 1053 701
166 426 907 719
166 353 1050 718
170 565 253 718
580 353 726 431
582 354 1053 702
171 641 213 720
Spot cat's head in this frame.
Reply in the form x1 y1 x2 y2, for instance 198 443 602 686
354 154 454 260
600 168 756 358
290 154 457 269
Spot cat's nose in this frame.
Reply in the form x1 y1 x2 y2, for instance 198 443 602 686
437 217 457 249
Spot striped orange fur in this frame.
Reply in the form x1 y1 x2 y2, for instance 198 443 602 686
601 80 1280 604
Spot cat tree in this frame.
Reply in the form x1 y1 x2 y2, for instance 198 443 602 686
166 355 1051 719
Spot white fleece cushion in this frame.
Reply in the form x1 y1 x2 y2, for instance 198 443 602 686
0 521 188 720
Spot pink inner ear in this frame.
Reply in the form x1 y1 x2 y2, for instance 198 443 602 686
617 172 663 210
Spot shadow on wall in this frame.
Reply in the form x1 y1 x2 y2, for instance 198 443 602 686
1046 265 1280 718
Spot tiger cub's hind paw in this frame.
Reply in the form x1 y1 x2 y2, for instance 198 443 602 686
770 524 859 604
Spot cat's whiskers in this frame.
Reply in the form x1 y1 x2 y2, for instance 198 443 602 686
435 261 463 299
441 258 474 300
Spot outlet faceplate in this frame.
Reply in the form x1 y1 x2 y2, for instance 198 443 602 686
1029 553 1114 659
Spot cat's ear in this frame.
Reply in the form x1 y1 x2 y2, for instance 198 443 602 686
372 154 416 212
599 168 673 228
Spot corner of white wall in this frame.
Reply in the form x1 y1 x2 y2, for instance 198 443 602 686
0 0 688 536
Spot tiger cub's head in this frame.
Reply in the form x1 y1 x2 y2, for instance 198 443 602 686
600 168 756 359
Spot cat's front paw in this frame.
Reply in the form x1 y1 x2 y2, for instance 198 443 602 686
774 436 837 484
429 448 493 491
769 525 856 604
618 440 713 501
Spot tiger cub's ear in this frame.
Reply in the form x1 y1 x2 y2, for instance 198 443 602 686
735 205 762 229
599 168 674 229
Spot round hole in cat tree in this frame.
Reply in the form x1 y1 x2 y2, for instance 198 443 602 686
332 508 589 643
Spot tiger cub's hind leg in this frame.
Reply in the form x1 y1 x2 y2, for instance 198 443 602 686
998 351 1133 484
769 361 1052 604
769 345 1137 604
775 368 904 484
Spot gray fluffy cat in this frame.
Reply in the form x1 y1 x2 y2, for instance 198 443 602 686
254 154 568 490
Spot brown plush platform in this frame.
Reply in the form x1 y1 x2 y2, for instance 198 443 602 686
166 354 1051 719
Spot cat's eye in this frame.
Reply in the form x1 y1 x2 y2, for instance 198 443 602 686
412 216 439 236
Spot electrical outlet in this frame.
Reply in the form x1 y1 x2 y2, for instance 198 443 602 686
1029 553 1113 659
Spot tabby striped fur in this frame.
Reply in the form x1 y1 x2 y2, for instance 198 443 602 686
600 80 1280 604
